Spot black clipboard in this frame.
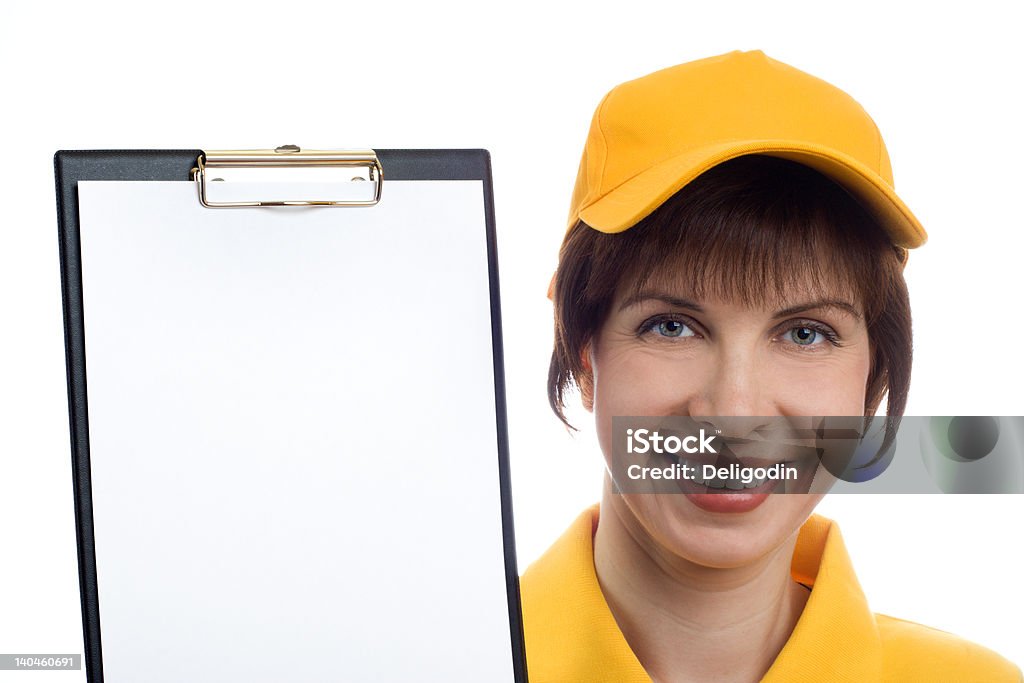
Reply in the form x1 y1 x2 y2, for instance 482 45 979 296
54 148 527 682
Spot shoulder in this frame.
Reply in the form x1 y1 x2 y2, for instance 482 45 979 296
518 504 597 642
519 504 646 683
876 613 1022 682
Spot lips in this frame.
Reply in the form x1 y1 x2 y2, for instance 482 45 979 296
643 439 819 507
684 490 773 514
670 455 782 513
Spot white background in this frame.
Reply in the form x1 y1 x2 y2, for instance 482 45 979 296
1 1 1021 679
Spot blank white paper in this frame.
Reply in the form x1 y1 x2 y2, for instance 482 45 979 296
76 180 516 682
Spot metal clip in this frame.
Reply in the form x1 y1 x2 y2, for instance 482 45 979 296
191 145 383 208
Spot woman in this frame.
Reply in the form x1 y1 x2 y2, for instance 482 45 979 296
520 51 1021 682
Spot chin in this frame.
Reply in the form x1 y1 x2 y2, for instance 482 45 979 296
623 492 819 569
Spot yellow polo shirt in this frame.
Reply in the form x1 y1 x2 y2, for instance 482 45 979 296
520 503 1021 682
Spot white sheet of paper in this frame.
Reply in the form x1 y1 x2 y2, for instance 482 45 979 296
76 180 515 682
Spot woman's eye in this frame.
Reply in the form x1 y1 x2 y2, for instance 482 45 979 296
783 323 840 348
789 326 822 346
659 320 694 337
645 318 697 338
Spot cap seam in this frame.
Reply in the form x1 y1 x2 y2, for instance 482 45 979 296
586 142 693 210
878 129 883 173
873 116 883 173
595 89 613 198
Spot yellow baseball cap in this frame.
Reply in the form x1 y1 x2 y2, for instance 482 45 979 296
549 50 926 299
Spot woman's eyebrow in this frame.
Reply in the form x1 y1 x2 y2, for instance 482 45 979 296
617 291 705 312
773 299 862 320
617 292 861 319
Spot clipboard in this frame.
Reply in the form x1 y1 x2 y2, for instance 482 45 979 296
54 147 528 682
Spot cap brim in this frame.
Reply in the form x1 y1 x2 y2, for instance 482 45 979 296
577 140 927 249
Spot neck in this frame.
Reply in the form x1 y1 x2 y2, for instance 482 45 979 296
593 477 810 683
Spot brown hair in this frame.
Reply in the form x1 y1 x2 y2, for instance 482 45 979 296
548 155 912 431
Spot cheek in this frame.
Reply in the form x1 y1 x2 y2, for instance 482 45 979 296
591 346 709 459
592 346 697 416
768 351 873 415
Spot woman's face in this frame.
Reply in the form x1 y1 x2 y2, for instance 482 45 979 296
587 273 872 569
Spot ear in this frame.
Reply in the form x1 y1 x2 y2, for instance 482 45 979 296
578 341 595 413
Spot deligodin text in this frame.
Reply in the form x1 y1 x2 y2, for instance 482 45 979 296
627 462 799 484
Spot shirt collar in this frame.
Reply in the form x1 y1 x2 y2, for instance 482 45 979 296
520 503 882 682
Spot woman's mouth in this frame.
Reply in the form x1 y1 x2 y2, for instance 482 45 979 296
645 445 820 513
683 457 782 490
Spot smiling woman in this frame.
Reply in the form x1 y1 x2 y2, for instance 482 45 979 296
575 158 886 528
520 51 1022 683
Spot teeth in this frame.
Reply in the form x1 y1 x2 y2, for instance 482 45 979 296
678 458 777 490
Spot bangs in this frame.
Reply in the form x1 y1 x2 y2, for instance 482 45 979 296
590 155 896 323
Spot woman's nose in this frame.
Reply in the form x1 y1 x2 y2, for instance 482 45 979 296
684 347 775 420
